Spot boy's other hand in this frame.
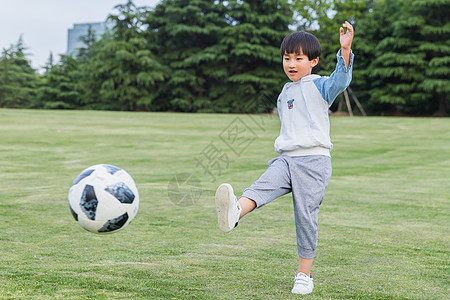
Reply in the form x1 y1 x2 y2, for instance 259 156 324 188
340 21 354 50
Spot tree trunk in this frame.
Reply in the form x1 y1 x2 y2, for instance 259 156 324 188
433 92 448 117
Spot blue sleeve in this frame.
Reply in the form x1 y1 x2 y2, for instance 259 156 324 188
313 50 354 106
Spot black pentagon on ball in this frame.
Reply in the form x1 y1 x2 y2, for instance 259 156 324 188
71 169 94 186
98 212 129 233
105 182 135 204
80 185 98 220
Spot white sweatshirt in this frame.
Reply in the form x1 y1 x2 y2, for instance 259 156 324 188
274 50 354 157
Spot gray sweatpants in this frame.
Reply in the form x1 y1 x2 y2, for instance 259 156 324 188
242 155 332 259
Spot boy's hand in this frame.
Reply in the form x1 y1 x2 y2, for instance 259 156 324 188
340 21 354 50
340 21 353 69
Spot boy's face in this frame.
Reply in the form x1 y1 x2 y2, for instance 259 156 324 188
283 50 319 82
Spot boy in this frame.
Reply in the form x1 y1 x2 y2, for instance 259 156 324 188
215 22 354 294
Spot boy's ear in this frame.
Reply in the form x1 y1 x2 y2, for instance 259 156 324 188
311 57 319 68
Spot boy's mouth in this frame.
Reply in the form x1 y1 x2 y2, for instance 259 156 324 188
289 70 298 76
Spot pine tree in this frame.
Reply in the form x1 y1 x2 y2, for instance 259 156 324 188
351 0 402 113
370 0 431 113
0 36 40 108
77 25 98 63
292 0 334 73
354 0 449 115
36 54 82 109
220 0 292 112
86 0 166 110
411 0 450 116
144 0 228 112
292 0 371 74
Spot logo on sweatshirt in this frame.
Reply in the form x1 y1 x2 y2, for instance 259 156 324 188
287 99 294 109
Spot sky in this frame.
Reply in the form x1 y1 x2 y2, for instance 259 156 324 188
0 0 160 72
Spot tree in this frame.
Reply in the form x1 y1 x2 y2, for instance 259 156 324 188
36 54 82 109
411 0 450 116
219 0 293 112
292 0 371 74
86 0 166 110
0 36 40 108
292 0 334 73
354 0 449 115
144 0 228 112
77 25 98 63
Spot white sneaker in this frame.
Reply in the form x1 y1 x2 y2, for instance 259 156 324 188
215 183 241 232
291 272 314 295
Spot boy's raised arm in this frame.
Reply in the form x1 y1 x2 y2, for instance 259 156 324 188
340 21 354 69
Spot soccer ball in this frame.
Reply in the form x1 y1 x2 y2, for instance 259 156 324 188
68 164 139 234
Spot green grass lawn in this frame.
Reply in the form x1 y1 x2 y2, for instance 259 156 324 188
0 109 448 299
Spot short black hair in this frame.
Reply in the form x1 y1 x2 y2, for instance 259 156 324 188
280 31 321 60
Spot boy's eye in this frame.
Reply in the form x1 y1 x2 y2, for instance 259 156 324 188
296 57 303 61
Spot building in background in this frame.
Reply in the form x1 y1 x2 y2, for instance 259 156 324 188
67 22 113 55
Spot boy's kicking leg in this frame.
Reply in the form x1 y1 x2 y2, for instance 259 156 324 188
215 181 316 295
215 156 289 233
215 156 290 233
